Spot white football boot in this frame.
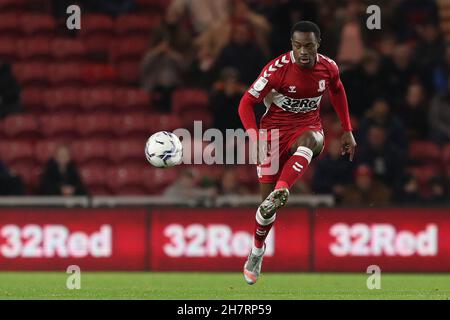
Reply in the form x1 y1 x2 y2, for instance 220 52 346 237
243 244 266 285
243 188 290 285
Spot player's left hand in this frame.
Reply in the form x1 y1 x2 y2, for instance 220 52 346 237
341 131 356 161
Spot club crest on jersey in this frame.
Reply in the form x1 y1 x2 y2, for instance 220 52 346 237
318 79 326 92
288 86 296 93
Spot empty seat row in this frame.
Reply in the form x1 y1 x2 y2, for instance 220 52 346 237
14 63 120 86
0 36 149 62
0 113 185 140
0 13 161 37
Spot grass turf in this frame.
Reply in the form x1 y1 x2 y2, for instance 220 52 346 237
0 272 448 300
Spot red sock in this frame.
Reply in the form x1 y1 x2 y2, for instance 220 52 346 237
275 146 313 190
252 208 276 250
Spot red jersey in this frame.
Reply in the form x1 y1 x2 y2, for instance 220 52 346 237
241 51 352 132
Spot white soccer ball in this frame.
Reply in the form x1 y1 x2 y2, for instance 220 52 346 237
145 131 183 168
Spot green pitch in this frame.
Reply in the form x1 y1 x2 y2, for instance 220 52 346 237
0 272 448 300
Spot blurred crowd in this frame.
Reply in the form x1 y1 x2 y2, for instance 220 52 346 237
0 0 449 206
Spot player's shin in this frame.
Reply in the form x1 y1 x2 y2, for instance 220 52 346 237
252 208 276 255
275 146 313 190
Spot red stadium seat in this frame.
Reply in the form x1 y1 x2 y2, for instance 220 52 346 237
0 13 21 36
17 38 52 61
47 63 84 86
75 113 114 139
79 88 115 112
79 164 109 195
50 38 87 61
82 34 114 61
34 139 61 164
116 60 141 85
12 62 49 86
107 166 147 195
43 87 81 113
78 14 114 60
110 36 148 62
1 114 40 139
20 87 45 113
179 110 213 130
40 114 78 139
109 138 147 166
82 64 118 85
148 113 183 132
410 166 440 184
408 140 441 165
0 140 35 167
115 14 161 36
142 167 179 193
114 88 151 112
71 139 110 166
443 144 450 164
0 0 26 13
79 14 114 35
172 88 209 113
0 37 17 61
20 14 56 36
114 112 150 137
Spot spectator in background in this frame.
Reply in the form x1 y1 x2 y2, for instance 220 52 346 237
39 145 87 196
0 61 21 118
340 50 386 117
384 44 419 106
342 164 392 206
140 30 189 111
413 22 445 92
312 138 354 201
434 43 450 93
396 82 429 140
195 0 271 73
217 168 249 195
167 0 229 35
429 77 450 144
358 99 408 154
391 0 439 42
0 160 25 195
396 173 422 204
334 0 366 68
164 169 216 201
357 124 404 187
214 21 266 85
211 67 246 134
268 0 319 55
428 176 448 205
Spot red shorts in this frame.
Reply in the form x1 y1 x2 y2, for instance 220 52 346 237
256 125 324 184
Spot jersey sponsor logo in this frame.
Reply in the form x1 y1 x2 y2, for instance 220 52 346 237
276 95 322 113
253 76 268 91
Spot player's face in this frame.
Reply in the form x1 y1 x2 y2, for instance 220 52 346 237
291 31 319 68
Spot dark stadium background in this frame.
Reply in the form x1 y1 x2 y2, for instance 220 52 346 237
0 0 449 286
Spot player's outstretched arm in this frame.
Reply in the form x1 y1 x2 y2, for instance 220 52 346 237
328 71 357 161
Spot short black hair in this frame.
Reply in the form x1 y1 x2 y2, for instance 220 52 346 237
290 21 321 41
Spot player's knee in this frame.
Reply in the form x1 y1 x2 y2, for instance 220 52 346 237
294 133 323 154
